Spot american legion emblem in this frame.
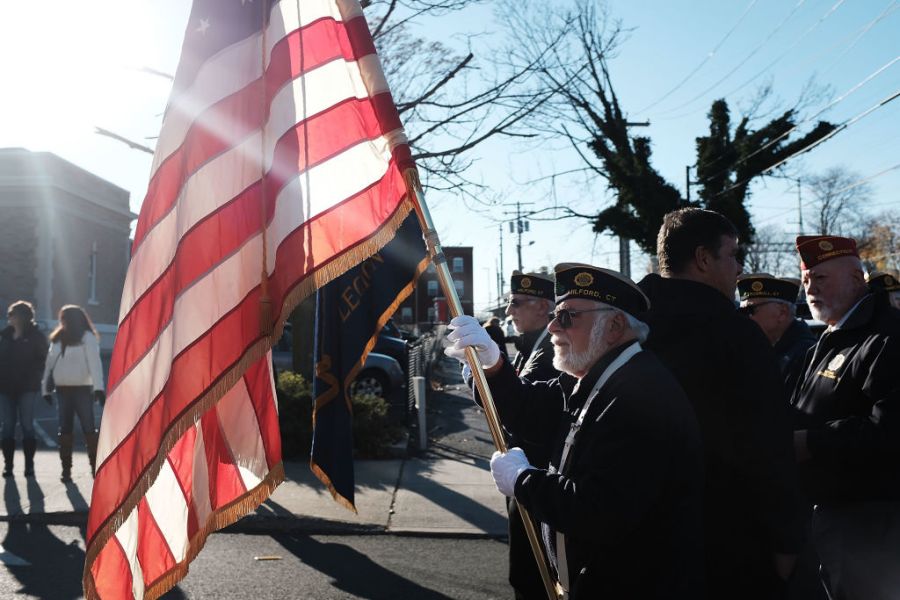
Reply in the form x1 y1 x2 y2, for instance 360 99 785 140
818 240 834 251
751 281 764 292
574 272 594 287
827 354 846 372
520 277 532 289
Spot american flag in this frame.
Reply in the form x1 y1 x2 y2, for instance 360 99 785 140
84 0 414 597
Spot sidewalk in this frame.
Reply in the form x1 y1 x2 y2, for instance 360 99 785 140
0 377 509 539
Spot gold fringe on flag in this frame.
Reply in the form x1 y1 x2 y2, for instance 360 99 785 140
83 199 417 600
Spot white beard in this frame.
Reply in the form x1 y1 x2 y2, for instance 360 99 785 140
552 315 609 376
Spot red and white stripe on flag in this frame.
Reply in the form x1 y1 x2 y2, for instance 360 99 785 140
84 0 413 597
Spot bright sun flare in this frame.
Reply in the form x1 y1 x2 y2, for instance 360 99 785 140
0 1 165 149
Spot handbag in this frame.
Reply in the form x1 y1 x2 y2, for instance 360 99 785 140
46 347 61 393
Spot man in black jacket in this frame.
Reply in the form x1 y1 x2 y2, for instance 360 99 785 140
737 274 817 394
637 208 804 599
792 236 900 600
447 264 704 599
502 270 560 600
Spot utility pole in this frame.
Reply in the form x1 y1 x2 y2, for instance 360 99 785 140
613 120 651 277
503 201 534 272
797 178 804 236
498 223 505 297
686 165 692 203
496 258 501 302
685 164 701 204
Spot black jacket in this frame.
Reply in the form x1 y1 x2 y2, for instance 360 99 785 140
775 318 817 395
0 324 48 396
509 326 559 469
638 274 804 598
480 342 705 600
791 294 900 504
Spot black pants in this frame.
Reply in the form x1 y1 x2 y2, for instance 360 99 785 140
56 386 95 436
507 496 547 600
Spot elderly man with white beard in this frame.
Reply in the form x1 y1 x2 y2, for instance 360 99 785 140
790 236 900 600
445 263 704 600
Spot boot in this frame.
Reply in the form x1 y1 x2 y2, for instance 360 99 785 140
22 438 36 477
85 432 99 477
1 438 13 478
58 433 74 482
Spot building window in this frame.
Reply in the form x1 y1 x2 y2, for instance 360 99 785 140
88 242 99 305
454 279 465 296
452 256 464 273
427 307 436 322
427 280 438 296
400 307 413 323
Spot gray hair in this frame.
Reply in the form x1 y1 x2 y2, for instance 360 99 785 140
621 310 650 343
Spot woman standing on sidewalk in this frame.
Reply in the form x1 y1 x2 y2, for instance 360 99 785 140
0 301 48 477
41 305 105 482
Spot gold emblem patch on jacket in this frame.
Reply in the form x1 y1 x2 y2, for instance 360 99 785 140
816 353 846 380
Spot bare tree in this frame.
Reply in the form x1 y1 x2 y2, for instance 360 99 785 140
499 1 836 254
742 225 796 276
364 0 568 199
805 167 872 237
857 210 900 272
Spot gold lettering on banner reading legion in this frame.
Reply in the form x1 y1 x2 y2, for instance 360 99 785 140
339 253 385 322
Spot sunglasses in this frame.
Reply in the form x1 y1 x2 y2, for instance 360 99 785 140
551 307 613 329
507 298 539 308
738 301 780 316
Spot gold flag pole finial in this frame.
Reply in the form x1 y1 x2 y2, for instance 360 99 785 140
402 168 562 600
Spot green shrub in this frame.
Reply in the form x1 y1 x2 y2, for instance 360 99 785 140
276 371 404 460
276 371 313 460
351 393 405 458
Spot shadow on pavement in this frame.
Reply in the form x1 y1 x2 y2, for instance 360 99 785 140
273 533 454 600
65 481 89 512
2 478 86 600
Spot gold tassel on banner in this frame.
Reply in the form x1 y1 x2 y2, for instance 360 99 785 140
401 168 562 600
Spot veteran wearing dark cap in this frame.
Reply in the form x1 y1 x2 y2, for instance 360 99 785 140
791 236 900 600
637 208 804 599
867 270 900 310
506 271 558 383
445 264 704 599
738 273 816 393
499 270 561 600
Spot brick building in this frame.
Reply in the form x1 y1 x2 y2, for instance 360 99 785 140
398 246 473 327
0 149 135 350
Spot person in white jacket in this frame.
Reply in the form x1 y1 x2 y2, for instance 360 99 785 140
41 305 105 481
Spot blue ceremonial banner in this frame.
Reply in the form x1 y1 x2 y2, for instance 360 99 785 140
310 211 428 510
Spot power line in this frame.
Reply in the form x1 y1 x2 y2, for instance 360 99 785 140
754 160 900 226
716 0 847 102
818 0 899 77
696 55 900 187
655 0 808 116
659 0 892 123
833 162 900 195
636 0 760 114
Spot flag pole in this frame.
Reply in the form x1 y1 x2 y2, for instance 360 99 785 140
402 169 561 600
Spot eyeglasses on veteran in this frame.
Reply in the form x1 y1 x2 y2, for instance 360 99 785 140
738 301 781 316
551 307 614 329
507 297 540 308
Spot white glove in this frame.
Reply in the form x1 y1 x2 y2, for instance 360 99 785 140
444 315 501 368
490 448 533 497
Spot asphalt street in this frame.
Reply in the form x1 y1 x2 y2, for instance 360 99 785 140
0 525 509 600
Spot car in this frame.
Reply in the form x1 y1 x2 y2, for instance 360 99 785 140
349 352 405 398
373 332 409 369
382 318 416 342
271 327 404 399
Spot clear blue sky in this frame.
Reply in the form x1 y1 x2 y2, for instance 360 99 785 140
1 0 897 314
